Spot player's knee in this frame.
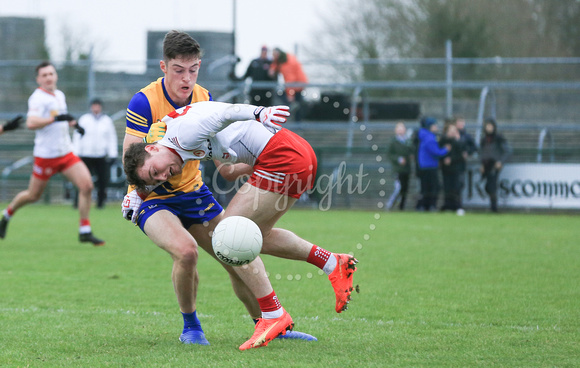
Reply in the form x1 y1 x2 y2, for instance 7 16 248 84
79 181 94 193
176 245 199 265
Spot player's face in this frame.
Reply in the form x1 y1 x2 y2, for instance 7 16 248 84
138 145 184 186
36 65 58 92
161 56 201 107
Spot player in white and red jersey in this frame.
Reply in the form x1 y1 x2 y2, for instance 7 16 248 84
124 101 359 350
0 61 104 246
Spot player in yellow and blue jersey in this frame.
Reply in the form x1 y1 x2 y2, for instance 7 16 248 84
121 30 316 346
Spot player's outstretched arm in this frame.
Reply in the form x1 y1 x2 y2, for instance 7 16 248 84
213 160 253 182
211 103 290 129
2 115 24 133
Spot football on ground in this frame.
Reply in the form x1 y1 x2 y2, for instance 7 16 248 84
212 216 263 266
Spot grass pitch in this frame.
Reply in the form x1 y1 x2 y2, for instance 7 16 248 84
0 203 578 367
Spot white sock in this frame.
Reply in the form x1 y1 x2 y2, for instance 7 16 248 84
322 254 338 275
3 209 11 221
262 308 284 319
79 225 92 234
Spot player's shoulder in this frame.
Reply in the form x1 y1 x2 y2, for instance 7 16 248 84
191 84 212 102
127 91 153 121
131 78 164 108
128 90 151 110
28 88 54 104
28 88 42 101
29 87 49 99
139 77 163 94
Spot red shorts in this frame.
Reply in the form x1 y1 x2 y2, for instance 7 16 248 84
32 152 82 180
248 129 317 199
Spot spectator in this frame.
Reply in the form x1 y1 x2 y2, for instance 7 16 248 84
0 61 104 245
410 125 423 210
72 98 118 209
269 48 308 121
439 123 465 215
386 122 414 210
479 118 512 213
416 117 450 211
235 45 275 106
454 114 477 199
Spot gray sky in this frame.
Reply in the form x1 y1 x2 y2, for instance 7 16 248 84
0 0 329 73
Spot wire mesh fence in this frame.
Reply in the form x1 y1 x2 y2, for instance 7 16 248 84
1 56 579 210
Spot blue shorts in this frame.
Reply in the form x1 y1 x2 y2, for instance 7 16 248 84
136 183 223 234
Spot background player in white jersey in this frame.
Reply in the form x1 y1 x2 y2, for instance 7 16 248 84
124 102 359 350
0 62 104 245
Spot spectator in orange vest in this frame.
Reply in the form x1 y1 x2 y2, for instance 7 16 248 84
269 48 308 121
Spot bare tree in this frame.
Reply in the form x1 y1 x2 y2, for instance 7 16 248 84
308 0 580 83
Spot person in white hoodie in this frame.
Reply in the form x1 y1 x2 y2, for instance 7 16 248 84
0 61 104 245
73 98 118 208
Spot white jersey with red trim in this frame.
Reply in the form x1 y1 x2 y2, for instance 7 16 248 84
158 101 278 165
27 88 73 158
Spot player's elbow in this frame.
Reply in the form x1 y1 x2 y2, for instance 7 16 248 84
25 118 37 130
219 169 239 182
214 160 236 181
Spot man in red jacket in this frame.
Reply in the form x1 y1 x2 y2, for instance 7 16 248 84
269 48 308 121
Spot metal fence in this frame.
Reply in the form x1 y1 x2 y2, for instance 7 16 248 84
1 54 579 209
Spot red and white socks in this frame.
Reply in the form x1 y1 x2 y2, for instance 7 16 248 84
257 290 283 319
79 218 92 234
3 207 14 220
307 245 337 275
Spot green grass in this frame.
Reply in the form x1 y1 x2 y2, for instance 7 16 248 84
0 203 578 367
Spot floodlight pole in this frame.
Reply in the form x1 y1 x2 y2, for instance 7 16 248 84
232 0 237 57
446 40 453 118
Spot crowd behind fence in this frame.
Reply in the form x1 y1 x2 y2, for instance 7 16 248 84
1 56 579 210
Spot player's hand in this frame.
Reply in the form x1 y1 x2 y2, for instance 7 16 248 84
254 106 290 125
122 190 146 224
3 115 24 132
74 124 85 136
54 114 75 122
145 121 167 143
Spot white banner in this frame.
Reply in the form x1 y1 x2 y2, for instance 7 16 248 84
463 163 580 209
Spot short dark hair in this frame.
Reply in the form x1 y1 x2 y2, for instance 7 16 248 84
35 61 54 75
123 142 152 191
163 30 203 61
90 98 103 106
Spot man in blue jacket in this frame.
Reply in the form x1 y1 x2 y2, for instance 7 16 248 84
417 117 451 211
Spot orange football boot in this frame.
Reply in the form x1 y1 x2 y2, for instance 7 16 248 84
239 309 294 351
328 254 358 313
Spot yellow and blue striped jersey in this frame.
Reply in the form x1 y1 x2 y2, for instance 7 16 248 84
125 77 212 199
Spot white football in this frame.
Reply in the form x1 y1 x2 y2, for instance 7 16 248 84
212 216 263 267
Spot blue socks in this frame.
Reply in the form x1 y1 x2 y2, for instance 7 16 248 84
182 310 203 333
